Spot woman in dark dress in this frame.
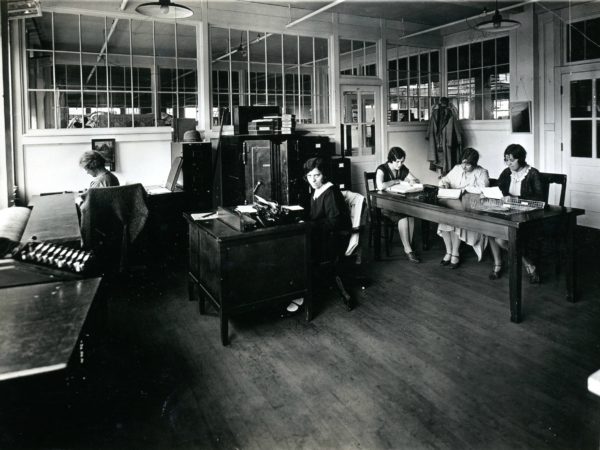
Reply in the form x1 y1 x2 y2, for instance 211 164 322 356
375 147 420 263
489 144 545 282
287 157 351 313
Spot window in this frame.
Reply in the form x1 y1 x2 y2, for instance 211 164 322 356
210 27 329 126
566 16 600 63
387 46 440 123
339 39 377 76
25 12 198 130
446 36 509 120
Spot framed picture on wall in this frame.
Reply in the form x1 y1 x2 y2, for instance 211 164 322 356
510 101 532 133
91 138 116 171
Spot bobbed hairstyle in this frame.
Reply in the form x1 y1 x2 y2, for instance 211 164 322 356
504 143 527 166
461 147 480 166
79 150 106 171
303 157 329 181
387 146 406 163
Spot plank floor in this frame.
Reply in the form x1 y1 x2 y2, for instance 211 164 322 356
2 227 600 449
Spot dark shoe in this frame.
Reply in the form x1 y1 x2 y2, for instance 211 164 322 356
449 254 460 269
489 264 502 280
335 276 354 311
406 252 420 264
440 253 451 266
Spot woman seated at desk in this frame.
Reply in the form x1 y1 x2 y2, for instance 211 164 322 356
376 147 421 263
488 144 544 282
287 157 351 313
438 147 490 268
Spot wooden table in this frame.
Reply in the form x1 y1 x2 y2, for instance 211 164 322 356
0 277 102 381
370 189 585 323
22 193 81 244
185 214 312 345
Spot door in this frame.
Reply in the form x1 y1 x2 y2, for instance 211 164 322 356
562 71 600 229
340 85 380 193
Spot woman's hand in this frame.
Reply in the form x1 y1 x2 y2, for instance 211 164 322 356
439 181 449 188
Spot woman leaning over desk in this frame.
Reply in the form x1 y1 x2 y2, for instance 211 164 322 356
376 147 421 263
437 147 490 268
488 144 544 282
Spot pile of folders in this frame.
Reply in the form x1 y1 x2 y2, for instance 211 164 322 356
16 241 95 274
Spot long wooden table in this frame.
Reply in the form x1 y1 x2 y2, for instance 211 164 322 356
22 193 81 244
370 189 585 322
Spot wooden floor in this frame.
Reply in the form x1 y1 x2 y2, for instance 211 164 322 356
2 227 600 449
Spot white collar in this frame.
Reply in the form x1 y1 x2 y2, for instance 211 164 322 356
313 182 333 199
510 165 531 183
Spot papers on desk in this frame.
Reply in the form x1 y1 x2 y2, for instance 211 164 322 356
388 181 424 194
482 186 504 200
282 205 304 211
146 186 171 195
437 188 462 199
235 205 258 214
192 212 219 220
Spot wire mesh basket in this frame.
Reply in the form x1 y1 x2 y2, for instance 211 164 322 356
470 196 545 214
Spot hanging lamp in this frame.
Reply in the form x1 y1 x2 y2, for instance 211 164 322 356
475 0 521 32
135 0 193 19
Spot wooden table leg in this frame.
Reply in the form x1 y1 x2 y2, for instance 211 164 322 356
565 214 576 303
508 227 523 323
220 309 229 346
374 208 382 261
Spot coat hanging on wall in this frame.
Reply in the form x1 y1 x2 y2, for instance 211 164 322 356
426 97 463 175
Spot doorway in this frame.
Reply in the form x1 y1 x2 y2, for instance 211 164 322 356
340 85 381 193
561 71 600 229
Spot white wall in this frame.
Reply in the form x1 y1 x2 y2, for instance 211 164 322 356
21 130 172 198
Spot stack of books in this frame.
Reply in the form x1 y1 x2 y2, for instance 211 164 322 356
281 114 295 134
248 118 278 135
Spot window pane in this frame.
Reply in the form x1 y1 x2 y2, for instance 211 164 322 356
470 42 482 68
158 64 177 91
81 16 106 53
567 21 586 62
132 61 152 91
26 14 53 50
571 121 592 157
458 45 469 70
496 36 509 65
133 92 154 127
250 31 266 63
447 47 457 72
483 39 495 67
108 54 131 90
83 91 108 128
58 91 82 128
28 51 54 89
431 51 439 73
177 24 197 59
29 91 55 129
315 38 328 62
55 53 81 90
587 19 600 60
571 79 592 118
131 20 153 57
155 22 175 58
54 14 79 52
82 53 107 90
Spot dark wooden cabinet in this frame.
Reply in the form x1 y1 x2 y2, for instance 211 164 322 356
185 214 312 345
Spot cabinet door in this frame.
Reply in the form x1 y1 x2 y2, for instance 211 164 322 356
244 140 272 202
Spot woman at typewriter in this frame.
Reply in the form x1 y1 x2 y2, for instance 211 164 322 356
488 144 544 282
375 147 421 263
286 157 351 313
437 147 490 269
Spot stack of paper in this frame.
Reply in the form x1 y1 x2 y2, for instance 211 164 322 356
437 188 462 199
482 186 504 199
388 182 424 194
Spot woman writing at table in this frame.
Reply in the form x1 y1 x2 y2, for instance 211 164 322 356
437 147 490 268
376 147 421 263
488 144 544 282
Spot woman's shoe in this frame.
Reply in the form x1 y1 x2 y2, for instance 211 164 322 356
440 253 452 266
406 252 420 264
526 265 540 284
449 254 460 269
489 264 502 280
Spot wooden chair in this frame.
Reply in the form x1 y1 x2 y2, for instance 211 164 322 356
540 172 567 206
363 171 395 256
488 178 499 187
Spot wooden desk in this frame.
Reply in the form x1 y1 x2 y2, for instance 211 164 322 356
0 277 101 381
185 214 312 345
22 193 81 244
370 190 585 323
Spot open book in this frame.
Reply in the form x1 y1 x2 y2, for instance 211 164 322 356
388 181 424 194
437 188 462 199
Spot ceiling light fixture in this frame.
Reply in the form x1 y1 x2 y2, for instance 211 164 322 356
475 0 521 32
135 0 193 19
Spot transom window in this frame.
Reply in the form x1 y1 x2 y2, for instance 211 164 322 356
387 46 440 123
339 39 377 76
566 16 600 63
210 27 329 126
446 36 510 120
25 13 198 130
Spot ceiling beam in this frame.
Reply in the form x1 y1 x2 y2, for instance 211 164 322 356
285 0 346 28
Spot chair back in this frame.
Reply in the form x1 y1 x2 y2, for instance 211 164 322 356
488 178 499 187
341 190 366 256
539 172 567 206
81 183 149 272
363 171 377 211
